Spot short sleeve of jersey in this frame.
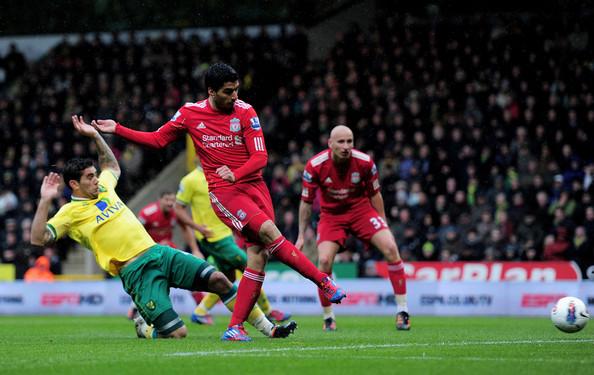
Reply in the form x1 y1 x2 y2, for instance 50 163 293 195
169 105 191 128
98 170 119 191
301 162 318 203
46 205 71 241
241 107 267 153
176 174 194 205
367 160 381 197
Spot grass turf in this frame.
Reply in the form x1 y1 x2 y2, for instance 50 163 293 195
0 315 592 374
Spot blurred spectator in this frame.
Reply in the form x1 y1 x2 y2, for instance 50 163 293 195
459 228 485 261
543 227 573 261
24 255 55 282
571 226 593 278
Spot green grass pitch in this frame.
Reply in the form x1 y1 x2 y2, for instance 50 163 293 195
0 316 592 374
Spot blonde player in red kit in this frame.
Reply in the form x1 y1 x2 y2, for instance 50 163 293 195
91 63 346 341
296 125 410 331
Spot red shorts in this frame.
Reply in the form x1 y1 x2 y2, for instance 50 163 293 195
209 180 275 248
317 204 388 247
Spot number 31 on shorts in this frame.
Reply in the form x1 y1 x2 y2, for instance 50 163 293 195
369 216 387 230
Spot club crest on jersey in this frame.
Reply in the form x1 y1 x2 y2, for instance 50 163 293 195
351 172 360 184
230 118 241 132
303 170 312 183
146 300 156 310
250 116 261 130
236 209 247 220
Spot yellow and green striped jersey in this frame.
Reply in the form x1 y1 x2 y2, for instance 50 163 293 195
47 171 155 275
176 168 232 242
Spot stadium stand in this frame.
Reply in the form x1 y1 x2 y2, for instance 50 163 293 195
1 10 593 278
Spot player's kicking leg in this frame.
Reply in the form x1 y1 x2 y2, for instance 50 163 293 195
222 226 345 340
258 220 347 303
317 241 341 331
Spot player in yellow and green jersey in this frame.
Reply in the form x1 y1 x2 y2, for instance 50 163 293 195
31 115 296 341
175 163 291 325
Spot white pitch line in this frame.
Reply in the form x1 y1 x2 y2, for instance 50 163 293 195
168 338 594 357
197 352 594 365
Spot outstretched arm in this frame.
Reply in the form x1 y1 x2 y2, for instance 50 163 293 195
295 200 313 250
31 172 61 246
92 118 182 149
72 115 121 179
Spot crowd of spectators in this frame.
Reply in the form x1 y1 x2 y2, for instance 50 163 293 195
259 14 594 276
1 13 593 278
0 26 307 278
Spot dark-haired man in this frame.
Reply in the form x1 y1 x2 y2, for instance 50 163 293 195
31 115 296 340
91 62 346 341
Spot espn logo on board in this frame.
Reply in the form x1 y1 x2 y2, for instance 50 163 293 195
521 294 566 308
41 293 104 306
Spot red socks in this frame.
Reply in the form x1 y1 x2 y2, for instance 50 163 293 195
229 267 264 327
191 291 204 305
317 286 332 307
387 260 407 294
266 236 327 285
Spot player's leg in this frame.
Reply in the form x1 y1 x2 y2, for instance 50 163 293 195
165 244 295 341
127 300 139 320
191 292 218 325
190 241 219 324
317 240 341 331
364 215 410 330
257 219 346 303
211 272 297 341
215 236 291 322
209 184 344 334
120 246 189 339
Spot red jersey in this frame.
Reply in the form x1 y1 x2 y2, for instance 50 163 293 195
301 149 381 214
138 201 176 244
115 99 267 189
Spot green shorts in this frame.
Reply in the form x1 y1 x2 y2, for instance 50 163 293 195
119 244 216 334
199 236 247 273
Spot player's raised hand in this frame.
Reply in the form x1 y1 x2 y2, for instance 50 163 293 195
91 119 117 134
72 115 99 138
40 172 61 200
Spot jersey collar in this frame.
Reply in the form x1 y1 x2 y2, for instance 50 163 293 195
71 195 92 202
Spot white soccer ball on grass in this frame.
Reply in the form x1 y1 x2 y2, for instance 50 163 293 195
550 296 590 333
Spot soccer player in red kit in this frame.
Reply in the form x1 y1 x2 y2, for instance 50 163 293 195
138 191 212 249
91 63 346 341
138 192 178 248
295 125 410 331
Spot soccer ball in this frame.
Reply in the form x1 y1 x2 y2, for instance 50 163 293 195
550 296 590 333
